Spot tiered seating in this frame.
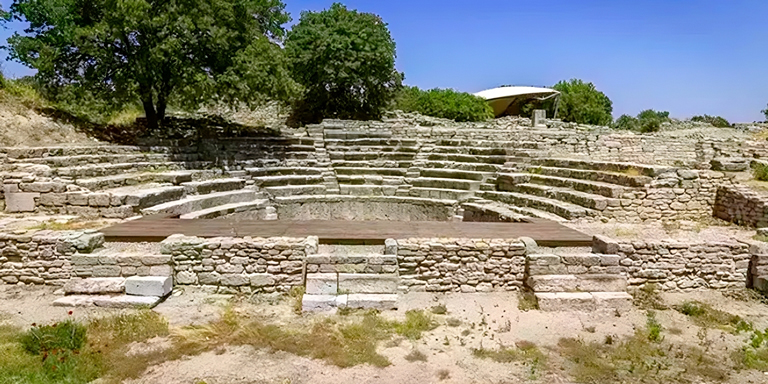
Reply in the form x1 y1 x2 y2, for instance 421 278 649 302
247 167 329 197
326 136 417 196
484 158 665 221
213 137 320 168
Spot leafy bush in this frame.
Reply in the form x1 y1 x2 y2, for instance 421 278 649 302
762 104 768 121
691 114 731 127
552 79 613 126
286 3 402 124
20 320 87 355
612 109 670 133
753 162 768 181
393 86 493 122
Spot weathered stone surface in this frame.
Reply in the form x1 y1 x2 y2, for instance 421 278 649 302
338 274 399 294
302 294 337 312
64 277 125 294
53 295 99 307
306 273 338 295
125 276 172 297
535 292 595 312
6 192 39 212
69 232 105 253
526 274 627 293
592 292 633 311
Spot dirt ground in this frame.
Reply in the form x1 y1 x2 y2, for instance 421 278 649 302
2 285 768 384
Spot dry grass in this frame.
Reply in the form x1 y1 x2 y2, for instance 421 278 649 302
472 341 546 379
26 219 109 232
404 348 427 362
675 301 753 334
632 283 668 310
430 303 448 315
557 330 729 384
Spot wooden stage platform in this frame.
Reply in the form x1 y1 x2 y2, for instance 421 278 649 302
101 217 593 247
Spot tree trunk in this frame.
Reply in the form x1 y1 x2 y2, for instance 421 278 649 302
156 95 167 122
142 99 159 130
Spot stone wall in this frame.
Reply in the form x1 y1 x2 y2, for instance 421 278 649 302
0 231 104 285
275 196 456 221
394 238 527 292
160 234 313 293
713 185 768 228
593 235 750 290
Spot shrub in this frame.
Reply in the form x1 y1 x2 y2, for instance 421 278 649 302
691 114 731 128
675 300 753 334
552 79 613 126
20 320 87 355
613 114 639 130
762 104 768 121
612 109 670 133
393 86 493 122
286 3 402 124
754 162 768 181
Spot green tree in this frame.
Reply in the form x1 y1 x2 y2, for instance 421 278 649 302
762 104 768 120
6 0 296 129
393 86 493 122
285 3 402 124
691 114 731 128
552 79 613 126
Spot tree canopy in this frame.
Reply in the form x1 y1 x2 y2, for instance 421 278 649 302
6 0 297 128
285 3 401 124
552 79 613 126
393 86 493 122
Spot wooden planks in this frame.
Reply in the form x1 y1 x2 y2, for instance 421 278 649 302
101 218 593 247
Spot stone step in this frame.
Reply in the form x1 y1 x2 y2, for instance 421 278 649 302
125 276 172 297
63 277 125 294
481 191 592 220
338 273 399 294
524 166 652 187
253 175 325 187
11 153 198 167
336 174 403 185
526 253 622 275
179 200 270 219
526 274 627 293
407 187 475 201
328 151 417 162
246 167 325 177
55 161 194 178
306 254 398 273
331 160 413 169
306 273 338 295
110 185 186 209
5 145 164 159
504 205 567 222
530 158 673 177
334 167 408 177
431 146 512 156
301 293 398 311
181 178 246 195
460 202 529 222
325 138 417 147
339 185 398 196
419 160 502 172
409 177 481 191
419 168 488 181
511 183 613 211
141 189 258 216
534 292 632 312
263 185 326 197
426 153 507 164
324 130 393 140
53 294 162 308
497 173 628 198
433 139 540 149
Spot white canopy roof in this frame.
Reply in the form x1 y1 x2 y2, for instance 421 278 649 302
474 86 560 118
474 86 559 101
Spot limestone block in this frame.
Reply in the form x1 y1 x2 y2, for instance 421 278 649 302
527 274 627 293
88 193 111 207
125 276 173 297
175 271 197 285
592 235 619 254
592 292 633 311
6 192 39 212
53 295 99 307
534 292 595 312
65 192 89 206
219 274 249 286
385 238 398 255
302 294 337 311
92 265 121 277
250 273 276 287
306 273 338 295
39 193 66 207
338 273 399 294
149 265 173 276
64 277 125 294
68 232 105 253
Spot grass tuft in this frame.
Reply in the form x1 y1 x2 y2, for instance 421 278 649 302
517 291 539 311
430 303 448 315
675 301 753 334
404 348 427 362
393 310 438 340
632 283 668 310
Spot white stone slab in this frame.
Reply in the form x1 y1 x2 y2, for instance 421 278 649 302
346 294 398 310
93 295 161 308
301 294 337 312
305 273 338 295
592 291 633 311
53 295 99 307
338 274 399 294
534 292 595 312
125 276 172 297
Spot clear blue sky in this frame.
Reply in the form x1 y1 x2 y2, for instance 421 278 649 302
2 0 767 122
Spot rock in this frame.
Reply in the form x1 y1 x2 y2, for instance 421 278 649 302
93 295 162 308
5 192 39 212
306 273 338 295
385 238 398 255
69 232 105 253
346 294 398 310
337 274 399 294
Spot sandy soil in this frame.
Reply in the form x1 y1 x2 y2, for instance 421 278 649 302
2 286 768 384
567 220 758 243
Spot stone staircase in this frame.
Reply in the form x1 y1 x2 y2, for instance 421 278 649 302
53 276 172 308
302 245 399 311
525 253 632 311
484 158 671 221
